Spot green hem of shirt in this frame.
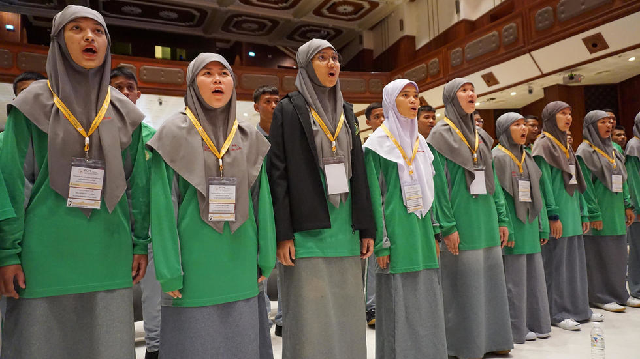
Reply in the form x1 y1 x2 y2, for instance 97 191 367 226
296 250 360 258
389 262 439 274
0 208 15 221
459 241 501 251
168 288 259 308
20 279 132 299
589 229 628 237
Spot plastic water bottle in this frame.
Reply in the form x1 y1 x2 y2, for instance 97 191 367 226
591 322 605 358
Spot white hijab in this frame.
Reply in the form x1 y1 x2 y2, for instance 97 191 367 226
364 79 435 218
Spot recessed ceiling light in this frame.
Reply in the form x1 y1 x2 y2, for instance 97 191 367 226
243 113 248 117
5 25 14 31
629 57 636 62
510 92 516 96
248 51 256 57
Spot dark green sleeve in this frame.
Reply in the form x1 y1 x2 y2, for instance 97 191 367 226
127 125 151 254
623 178 633 210
538 190 550 239
150 152 183 292
492 164 512 230
577 157 602 222
534 156 560 218
364 149 389 258
0 109 31 266
625 156 640 212
431 148 457 237
256 163 276 278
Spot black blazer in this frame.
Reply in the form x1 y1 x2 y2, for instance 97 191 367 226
267 91 376 242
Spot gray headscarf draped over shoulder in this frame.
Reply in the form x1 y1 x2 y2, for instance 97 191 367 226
148 53 270 233
576 110 626 191
492 112 543 223
625 112 640 158
427 78 495 194
295 38 352 207
532 101 586 195
11 5 144 217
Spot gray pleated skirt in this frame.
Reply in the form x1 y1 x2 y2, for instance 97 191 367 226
503 253 551 343
159 296 260 359
2 288 134 359
376 268 447 359
258 281 274 359
541 235 591 323
440 246 514 359
583 234 630 305
281 256 366 359
628 223 640 298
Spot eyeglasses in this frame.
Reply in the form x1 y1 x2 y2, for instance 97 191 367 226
314 52 340 65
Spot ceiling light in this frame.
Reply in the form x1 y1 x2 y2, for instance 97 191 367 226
629 57 636 62
436 113 441 117
243 113 248 117
248 51 256 57
5 25 14 31
475 102 480 106
510 92 516 96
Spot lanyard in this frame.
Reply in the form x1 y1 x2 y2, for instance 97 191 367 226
310 108 345 154
186 107 238 177
543 132 570 159
583 140 616 169
48 80 110 159
497 144 526 173
443 117 479 164
380 124 420 175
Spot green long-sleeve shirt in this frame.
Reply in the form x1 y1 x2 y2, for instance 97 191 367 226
534 156 596 238
626 156 640 215
577 157 631 236
0 108 150 298
432 150 510 251
364 149 455 273
150 153 276 307
502 190 550 255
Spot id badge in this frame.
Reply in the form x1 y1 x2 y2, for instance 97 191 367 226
208 177 237 222
518 178 532 202
401 181 424 213
612 174 623 193
67 157 104 209
470 166 487 195
568 164 578 185
323 156 349 195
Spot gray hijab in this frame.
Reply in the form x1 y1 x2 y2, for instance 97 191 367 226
532 101 586 195
625 112 640 158
11 5 144 216
148 53 270 233
493 112 543 223
576 110 626 191
295 38 352 207
427 78 495 194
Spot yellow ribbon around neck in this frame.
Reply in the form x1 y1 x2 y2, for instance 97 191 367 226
48 80 110 157
583 139 616 169
186 107 238 176
310 107 345 154
497 144 526 173
380 124 420 175
443 117 479 164
543 131 570 159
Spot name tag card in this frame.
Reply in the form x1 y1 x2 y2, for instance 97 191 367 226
208 177 237 222
401 181 424 213
470 169 487 195
569 164 578 184
67 158 104 209
323 156 349 195
518 179 532 202
612 174 623 193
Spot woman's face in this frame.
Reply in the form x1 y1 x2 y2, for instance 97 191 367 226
509 118 528 145
456 83 477 114
64 17 107 69
395 84 419 119
596 117 613 139
311 47 340 88
555 107 572 132
196 61 234 108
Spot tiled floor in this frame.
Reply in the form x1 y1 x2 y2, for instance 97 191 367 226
135 302 640 358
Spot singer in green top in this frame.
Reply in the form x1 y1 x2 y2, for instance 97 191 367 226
364 79 454 359
576 110 640 312
148 53 275 359
492 112 551 344
532 101 601 331
427 78 513 359
0 6 150 359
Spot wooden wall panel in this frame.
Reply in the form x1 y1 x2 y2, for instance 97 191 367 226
618 74 640 139
373 35 416 73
